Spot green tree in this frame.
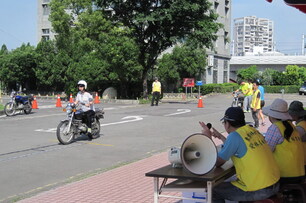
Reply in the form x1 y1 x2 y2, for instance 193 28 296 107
237 65 259 82
50 0 142 97
35 40 67 91
0 44 37 91
157 45 206 92
261 68 278 85
96 0 222 97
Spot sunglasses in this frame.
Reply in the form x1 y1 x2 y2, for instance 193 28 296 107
78 85 85 87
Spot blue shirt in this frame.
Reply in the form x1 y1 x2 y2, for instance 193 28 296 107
218 131 247 161
258 85 265 100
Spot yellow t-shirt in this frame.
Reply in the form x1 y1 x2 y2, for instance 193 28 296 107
152 81 161 93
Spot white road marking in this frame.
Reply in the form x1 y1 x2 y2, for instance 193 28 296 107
35 115 146 133
164 109 191 116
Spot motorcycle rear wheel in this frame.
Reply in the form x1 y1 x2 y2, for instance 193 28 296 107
24 103 32 114
91 119 100 139
4 102 16 116
57 120 75 145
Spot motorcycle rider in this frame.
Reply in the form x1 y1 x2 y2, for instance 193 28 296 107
74 80 95 140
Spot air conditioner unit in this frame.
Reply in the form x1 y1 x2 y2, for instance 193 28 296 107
208 55 214 67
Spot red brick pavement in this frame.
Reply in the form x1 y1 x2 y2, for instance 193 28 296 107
19 117 271 203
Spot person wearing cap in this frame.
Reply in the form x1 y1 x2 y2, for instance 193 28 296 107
263 98 305 184
151 77 161 106
200 107 280 202
288 101 306 169
251 80 261 129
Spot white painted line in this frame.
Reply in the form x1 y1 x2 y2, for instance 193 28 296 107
34 115 146 133
164 109 191 117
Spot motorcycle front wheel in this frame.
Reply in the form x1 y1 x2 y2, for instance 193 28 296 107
91 119 101 139
24 103 32 114
57 120 75 145
4 102 16 116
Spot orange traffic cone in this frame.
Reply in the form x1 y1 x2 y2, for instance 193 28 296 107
197 96 204 108
94 92 100 104
56 95 62 107
69 94 73 103
32 96 38 109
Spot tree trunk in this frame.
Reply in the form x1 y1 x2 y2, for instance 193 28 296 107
142 73 148 99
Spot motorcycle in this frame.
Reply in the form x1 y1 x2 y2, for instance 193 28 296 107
56 103 104 145
4 91 34 116
231 91 244 108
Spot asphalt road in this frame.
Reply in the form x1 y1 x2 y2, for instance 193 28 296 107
0 93 305 202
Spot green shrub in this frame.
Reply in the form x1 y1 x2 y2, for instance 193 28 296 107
201 83 239 95
0 104 3 111
264 85 299 93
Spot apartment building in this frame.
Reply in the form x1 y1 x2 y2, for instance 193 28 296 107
37 0 55 42
204 0 231 84
233 16 274 56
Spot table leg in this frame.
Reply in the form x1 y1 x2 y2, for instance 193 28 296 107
207 181 212 203
153 177 159 203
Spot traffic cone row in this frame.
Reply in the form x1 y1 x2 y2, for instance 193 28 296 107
56 95 62 107
32 96 38 109
197 96 204 108
94 92 100 104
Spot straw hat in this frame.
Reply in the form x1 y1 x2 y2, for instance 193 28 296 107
288 101 306 117
262 98 292 120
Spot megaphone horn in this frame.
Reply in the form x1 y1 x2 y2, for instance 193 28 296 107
181 133 217 175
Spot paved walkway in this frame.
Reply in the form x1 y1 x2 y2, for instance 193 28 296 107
18 117 271 203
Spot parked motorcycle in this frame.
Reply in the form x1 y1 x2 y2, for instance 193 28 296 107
56 103 104 145
231 91 244 108
4 91 33 116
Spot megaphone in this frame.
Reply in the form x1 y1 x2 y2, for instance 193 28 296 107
168 133 217 175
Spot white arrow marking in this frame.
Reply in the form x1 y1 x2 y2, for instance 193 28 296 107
100 116 144 127
164 109 191 117
34 116 145 133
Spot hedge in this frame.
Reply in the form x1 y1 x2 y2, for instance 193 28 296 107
201 84 299 95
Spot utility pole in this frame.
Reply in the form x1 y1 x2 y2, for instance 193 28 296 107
302 34 305 55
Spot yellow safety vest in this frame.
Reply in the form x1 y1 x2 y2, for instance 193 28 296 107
251 89 261 110
274 121 305 178
296 120 306 165
152 81 161 93
231 125 280 191
247 83 253 96
240 84 248 95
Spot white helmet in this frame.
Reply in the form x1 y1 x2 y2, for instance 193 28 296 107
77 80 87 89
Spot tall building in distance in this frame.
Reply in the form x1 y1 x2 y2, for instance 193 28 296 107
233 16 274 56
37 0 55 42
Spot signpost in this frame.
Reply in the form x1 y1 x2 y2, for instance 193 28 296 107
196 81 203 98
183 78 195 99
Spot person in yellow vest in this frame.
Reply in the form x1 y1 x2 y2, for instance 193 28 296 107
200 107 280 202
151 77 161 106
251 80 261 129
263 98 305 184
288 101 306 170
243 80 253 113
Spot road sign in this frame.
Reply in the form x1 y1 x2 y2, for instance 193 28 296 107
183 78 195 87
196 81 203 86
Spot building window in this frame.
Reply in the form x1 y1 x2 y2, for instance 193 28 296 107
42 36 50 41
214 2 219 12
213 70 218 84
42 4 50 15
42 29 50 34
224 60 229 83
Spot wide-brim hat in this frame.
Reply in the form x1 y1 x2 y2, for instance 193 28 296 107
288 101 306 117
262 98 292 121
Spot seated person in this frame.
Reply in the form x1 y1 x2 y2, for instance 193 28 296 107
263 98 305 184
288 100 306 170
200 107 280 203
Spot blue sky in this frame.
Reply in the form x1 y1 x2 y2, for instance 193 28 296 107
0 0 306 54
